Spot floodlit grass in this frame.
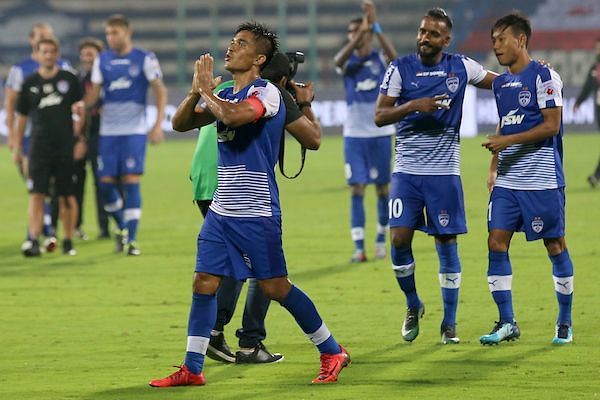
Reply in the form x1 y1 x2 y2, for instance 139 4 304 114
1 133 598 399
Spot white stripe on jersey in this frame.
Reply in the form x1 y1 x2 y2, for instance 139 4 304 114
393 128 460 175
100 102 147 135
536 70 563 109
495 145 558 190
210 165 273 217
344 102 394 137
380 64 401 97
462 56 487 85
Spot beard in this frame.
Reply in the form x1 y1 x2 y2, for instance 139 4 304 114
417 42 442 59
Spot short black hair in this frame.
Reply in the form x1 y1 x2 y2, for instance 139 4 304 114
349 17 362 25
425 7 453 31
492 12 532 47
261 52 291 83
79 37 104 53
235 21 279 70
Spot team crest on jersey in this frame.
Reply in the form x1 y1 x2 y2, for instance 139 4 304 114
518 90 531 107
438 210 450 227
57 80 70 94
531 217 544 233
126 157 136 169
446 76 459 93
128 64 140 77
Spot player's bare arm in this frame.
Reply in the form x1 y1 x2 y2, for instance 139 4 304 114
374 93 450 127
12 113 27 165
148 78 167 144
196 54 263 128
84 83 101 109
475 71 499 90
365 0 398 62
333 15 370 68
487 153 499 193
172 58 221 132
285 80 321 150
482 106 562 153
4 87 18 150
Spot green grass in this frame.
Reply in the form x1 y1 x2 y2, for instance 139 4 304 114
1 134 599 400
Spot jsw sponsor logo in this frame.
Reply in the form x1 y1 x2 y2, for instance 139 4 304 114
356 78 378 92
38 93 63 109
500 108 525 128
108 77 133 91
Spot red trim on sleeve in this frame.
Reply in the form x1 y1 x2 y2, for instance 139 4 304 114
243 96 266 122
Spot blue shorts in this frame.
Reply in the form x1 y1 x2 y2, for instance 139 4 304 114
344 136 392 185
389 173 467 236
488 186 565 241
196 210 288 281
97 135 147 178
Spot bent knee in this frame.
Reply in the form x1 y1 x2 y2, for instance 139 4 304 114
258 278 291 302
192 272 221 295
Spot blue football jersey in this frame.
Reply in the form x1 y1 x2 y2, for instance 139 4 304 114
380 53 486 175
209 79 287 218
91 48 162 136
493 61 564 190
339 50 393 138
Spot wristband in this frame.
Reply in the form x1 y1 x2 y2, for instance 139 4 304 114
297 101 311 110
372 21 382 34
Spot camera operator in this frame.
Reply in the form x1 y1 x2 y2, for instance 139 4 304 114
177 50 321 364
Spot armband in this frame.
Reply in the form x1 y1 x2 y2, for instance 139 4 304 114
372 22 382 34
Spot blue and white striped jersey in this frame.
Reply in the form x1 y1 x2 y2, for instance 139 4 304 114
380 53 486 175
91 48 162 136
338 50 394 138
493 61 564 190
209 79 286 218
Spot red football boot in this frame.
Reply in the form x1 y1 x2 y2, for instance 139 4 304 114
311 345 351 384
149 365 206 387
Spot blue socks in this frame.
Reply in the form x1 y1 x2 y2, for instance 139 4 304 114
99 182 125 230
123 183 142 243
550 250 574 326
391 246 421 309
376 194 388 243
281 285 341 354
185 293 217 374
436 243 461 327
487 251 514 323
350 194 365 251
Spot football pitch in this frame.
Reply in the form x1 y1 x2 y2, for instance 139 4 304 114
1 133 599 399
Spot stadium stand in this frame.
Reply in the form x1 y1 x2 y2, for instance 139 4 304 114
0 0 453 88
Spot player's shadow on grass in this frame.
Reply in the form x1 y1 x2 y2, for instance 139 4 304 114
377 344 551 389
0 251 133 277
82 363 286 400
